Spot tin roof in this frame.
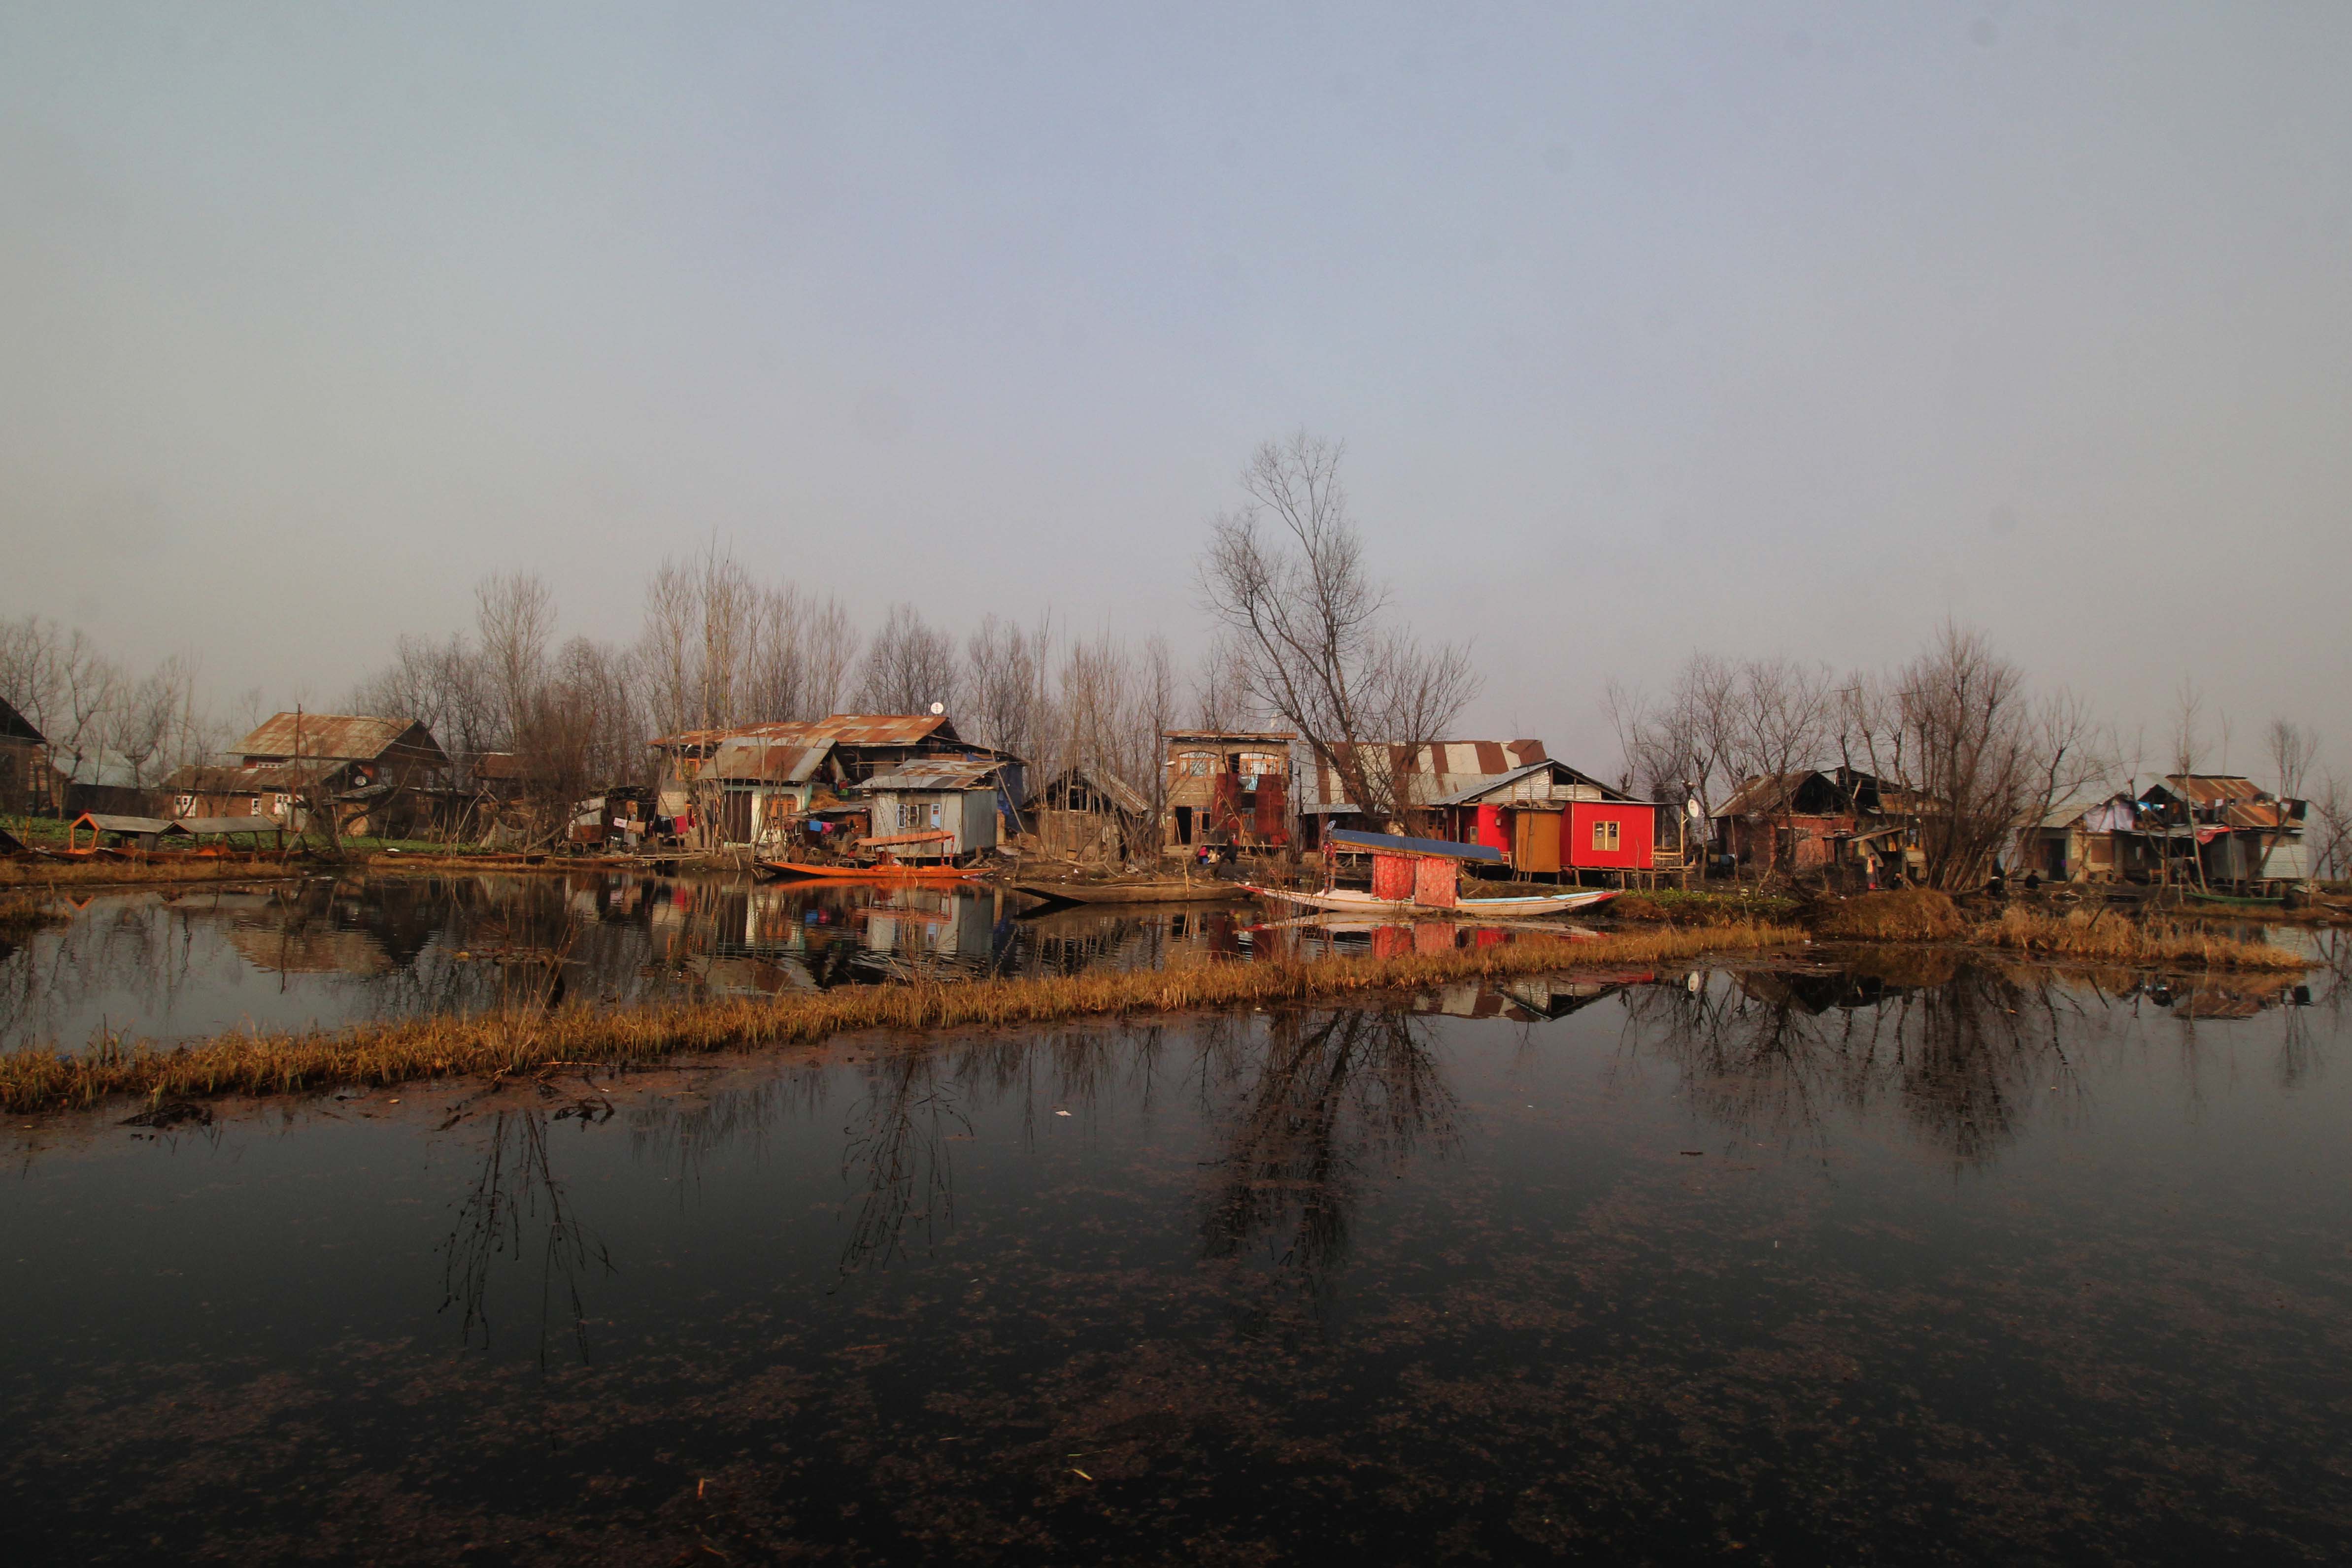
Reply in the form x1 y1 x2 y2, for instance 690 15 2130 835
708 737 832 784
1427 758 1641 808
163 762 324 794
238 713 445 765
1025 765 1149 817
177 815 283 835
72 812 183 835
653 713 962 750
1327 827 1505 863
2162 774 2265 806
1307 740 1548 812
853 757 1010 793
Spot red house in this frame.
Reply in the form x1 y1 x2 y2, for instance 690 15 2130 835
1429 759 1658 882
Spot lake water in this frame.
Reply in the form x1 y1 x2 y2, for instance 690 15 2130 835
2 959 2347 1562
0 873 1291 1053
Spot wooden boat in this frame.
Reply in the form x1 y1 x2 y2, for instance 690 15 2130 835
758 858 984 883
1242 884 1617 919
1014 878 1247 906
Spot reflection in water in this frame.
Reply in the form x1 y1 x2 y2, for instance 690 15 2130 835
8 955 2350 1563
439 1109 614 1369
1197 1008 1458 1298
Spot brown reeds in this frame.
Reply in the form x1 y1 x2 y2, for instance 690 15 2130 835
0 922 1801 1115
1974 907 2308 971
0 858 306 892
1813 889 1966 942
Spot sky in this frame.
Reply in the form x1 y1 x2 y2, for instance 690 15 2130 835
3 3 2347 781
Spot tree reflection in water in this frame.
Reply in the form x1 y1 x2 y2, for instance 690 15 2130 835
1617 959 2107 1168
1195 1007 1459 1301
438 1109 614 1369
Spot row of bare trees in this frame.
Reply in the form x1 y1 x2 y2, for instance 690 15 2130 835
0 616 246 805
1610 628 2338 890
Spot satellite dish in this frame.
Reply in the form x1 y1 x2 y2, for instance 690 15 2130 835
1685 798 1703 819
929 701 945 716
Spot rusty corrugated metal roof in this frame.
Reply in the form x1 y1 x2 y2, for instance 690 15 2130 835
2164 774 2265 806
652 713 961 750
852 757 1009 793
708 738 832 783
239 713 441 764
163 762 326 794
1310 739 1553 811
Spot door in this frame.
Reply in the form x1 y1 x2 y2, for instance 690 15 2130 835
1514 811 1562 874
1175 806 1193 845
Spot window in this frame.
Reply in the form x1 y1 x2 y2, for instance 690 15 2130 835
1177 753 1212 777
176 795 195 817
1591 819 1620 853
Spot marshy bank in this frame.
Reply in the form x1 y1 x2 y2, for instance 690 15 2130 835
0 921 1798 1114
1808 888 2313 970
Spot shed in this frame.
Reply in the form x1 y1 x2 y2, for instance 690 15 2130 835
1326 826 1504 908
67 812 189 852
177 815 288 848
1025 765 1149 858
851 758 1017 860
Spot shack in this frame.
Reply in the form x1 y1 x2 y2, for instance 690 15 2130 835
1428 759 1656 881
1162 731 1294 855
850 757 1019 861
1025 765 1148 859
175 814 288 851
67 812 188 853
2026 793 2141 882
164 764 311 827
219 713 452 838
650 714 1022 850
2137 775 2309 891
0 696 43 814
1326 826 1505 909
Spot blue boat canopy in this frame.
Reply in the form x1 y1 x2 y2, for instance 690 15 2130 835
1326 827 1504 863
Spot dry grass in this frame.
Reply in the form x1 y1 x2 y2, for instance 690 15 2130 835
0 857 306 891
0 897 70 938
1976 907 2308 971
1814 889 1967 941
0 922 1800 1115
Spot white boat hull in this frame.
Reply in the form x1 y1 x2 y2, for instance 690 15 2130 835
1243 884 1617 918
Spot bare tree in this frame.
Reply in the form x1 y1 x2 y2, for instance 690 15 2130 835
962 613 1052 759
1198 432 1478 825
855 603 960 715
2267 719 2318 802
475 571 556 749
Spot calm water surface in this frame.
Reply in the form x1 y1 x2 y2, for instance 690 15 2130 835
3 959 2348 1563
0 873 1280 1052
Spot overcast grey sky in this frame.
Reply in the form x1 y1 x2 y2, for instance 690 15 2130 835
3 3 2347 776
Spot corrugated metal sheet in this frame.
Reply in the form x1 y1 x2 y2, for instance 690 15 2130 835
2165 774 2265 807
1428 759 1637 808
163 762 325 794
1311 739 1554 812
653 713 959 750
854 757 1008 792
708 738 831 783
1327 827 1505 862
177 815 282 835
239 713 430 762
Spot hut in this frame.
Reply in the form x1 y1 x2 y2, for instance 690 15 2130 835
649 713 1022 849
2137 775 2310 891
208 713 452 838
2024 793 2140 883
1326 826 1505 908
1161 731 1295 855
850 757 1019 861
1428 759 1657 882
175 815 288 851
1025 765 1149 859
0 697 43 814
67 812 188 852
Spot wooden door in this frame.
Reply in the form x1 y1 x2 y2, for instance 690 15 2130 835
1514 810 1562 874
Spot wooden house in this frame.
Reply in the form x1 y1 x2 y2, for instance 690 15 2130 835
1024 765 1149 859
1426 759 1657 881
2025 794 2141 882
2137 775 2310 891
203 713 452 838
0 697 42 814
650 713 1020 849
1162 730 1295 855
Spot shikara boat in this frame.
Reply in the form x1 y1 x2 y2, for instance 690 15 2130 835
1243 883 1617 919
1014 879 1247 906
758 859 986 883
